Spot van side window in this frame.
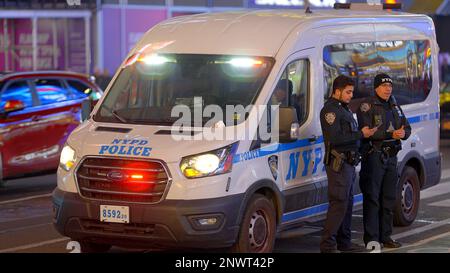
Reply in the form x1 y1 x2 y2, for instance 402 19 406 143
270 59 309 124
323 40 433 110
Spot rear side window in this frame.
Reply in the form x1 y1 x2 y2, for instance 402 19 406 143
323 40 433 109
34 79 71 105
1 80 33 108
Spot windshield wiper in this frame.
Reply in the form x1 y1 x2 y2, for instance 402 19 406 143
111 110 127 123
97 104 128 123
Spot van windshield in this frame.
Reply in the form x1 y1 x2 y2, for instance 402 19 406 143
94 54 274 126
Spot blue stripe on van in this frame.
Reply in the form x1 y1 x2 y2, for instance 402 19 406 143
281 194 364 223
407 111 439 124
407 116 421 124
233 112 438 163
233 136 324 164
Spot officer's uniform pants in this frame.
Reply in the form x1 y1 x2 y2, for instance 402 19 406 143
359 152 398 245
320 163 355 252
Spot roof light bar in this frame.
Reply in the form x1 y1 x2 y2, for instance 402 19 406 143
334 3 402 10
228 58 263 68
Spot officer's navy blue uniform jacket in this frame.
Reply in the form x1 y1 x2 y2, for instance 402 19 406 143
356 95 411 150
320 97 361 153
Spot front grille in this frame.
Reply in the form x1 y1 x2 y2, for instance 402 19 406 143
76 157 170 203
80 219 155 235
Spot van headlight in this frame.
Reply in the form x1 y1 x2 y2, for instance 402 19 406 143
60 145 76 171
180 143 239 179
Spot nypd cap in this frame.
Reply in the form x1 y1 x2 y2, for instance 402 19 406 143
374 73 393 89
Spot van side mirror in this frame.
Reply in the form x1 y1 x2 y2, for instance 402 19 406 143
277 106 300 143
3 100 25 114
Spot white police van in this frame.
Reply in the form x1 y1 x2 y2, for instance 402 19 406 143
53 3 441 253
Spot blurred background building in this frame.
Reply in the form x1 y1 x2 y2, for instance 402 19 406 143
0 0 449 88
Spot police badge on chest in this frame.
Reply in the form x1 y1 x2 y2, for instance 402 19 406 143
374 114 383 127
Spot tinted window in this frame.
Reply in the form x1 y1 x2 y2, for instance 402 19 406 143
67 80 102 100
1 81 33 108
34 79 71 105
270 59 309 125
323 40 433 109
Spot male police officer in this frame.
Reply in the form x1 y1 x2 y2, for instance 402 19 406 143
320 75 377 253
356 73 411 249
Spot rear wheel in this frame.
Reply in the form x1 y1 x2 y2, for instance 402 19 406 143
394 166 420 227
79 240 112 253
231 194 276 253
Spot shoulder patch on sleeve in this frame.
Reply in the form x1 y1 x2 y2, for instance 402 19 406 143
360 102 371 112
325 112 336 125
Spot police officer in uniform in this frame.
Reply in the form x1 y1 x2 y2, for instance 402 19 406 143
320 75 377 253
356 73 411 249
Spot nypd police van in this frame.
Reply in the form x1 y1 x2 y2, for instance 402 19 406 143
53 3 441 253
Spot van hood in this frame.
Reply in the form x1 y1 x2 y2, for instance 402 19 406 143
67 121 238 164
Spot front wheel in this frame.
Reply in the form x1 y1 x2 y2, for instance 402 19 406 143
231 194 276 253
394 166 420 227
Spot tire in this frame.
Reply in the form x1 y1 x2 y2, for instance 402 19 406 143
394 166 420 227
80 241 112 253
231 194 277 253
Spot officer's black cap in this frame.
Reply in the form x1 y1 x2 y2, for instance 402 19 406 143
374 73 393 89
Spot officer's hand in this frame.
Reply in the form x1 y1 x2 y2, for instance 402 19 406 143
361 126 377 138
393 125 405 139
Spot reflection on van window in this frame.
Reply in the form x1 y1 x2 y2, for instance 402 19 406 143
94 54 274 126
323 40 432 110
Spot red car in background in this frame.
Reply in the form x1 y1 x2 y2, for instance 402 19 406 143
0 71 103 187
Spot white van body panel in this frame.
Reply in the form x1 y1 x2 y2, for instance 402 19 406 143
133 11 305 57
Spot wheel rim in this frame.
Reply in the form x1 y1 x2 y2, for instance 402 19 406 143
402 180 414 214
248 210 268 251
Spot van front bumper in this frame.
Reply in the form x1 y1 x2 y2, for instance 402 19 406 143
52 188 243 249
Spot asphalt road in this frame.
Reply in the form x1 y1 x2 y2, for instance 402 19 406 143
1 141 450 253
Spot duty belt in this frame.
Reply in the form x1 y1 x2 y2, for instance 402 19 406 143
332 150 361 166
381 145 398 157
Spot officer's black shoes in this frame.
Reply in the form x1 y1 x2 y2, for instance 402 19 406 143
381 239 402 249
337 243 366 253
320 248 341 253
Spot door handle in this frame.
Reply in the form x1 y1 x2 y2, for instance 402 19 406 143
308 135 319 143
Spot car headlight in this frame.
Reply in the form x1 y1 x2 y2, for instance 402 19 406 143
60 145 76 171
180 143 239 179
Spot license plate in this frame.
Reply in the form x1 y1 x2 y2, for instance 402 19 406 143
443 121 450 130
100 205 129 223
